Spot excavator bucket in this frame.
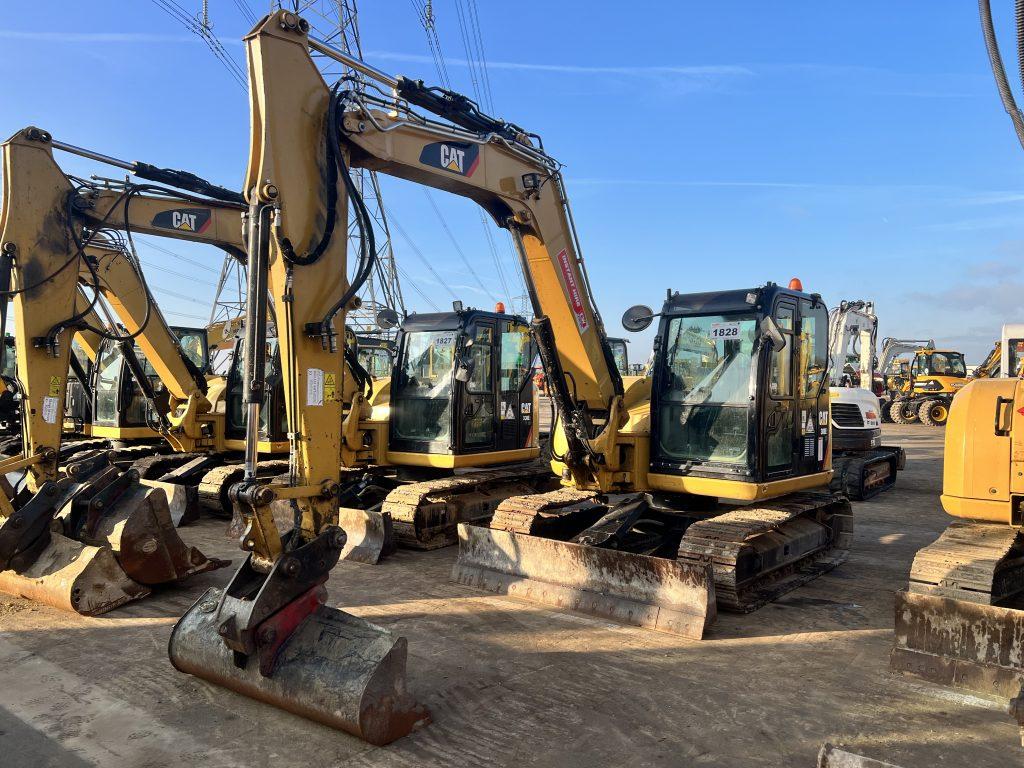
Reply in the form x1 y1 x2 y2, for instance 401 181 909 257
452 523 716 639
141 477 199 527
169 586 429 745
66 469 228 585
337 506 394 564
817 744 904 768
0 532 148 615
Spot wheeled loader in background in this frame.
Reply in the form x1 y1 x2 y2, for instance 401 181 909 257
882 342 967 427
826 299 905 500
890 0 1024 737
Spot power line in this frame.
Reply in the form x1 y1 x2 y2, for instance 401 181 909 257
136 236 220 275
395 264 441 312
152 285 213 306
384 205 457 300
232 0 259 25
164 308 209 322
410 0 451 89
479 211 512 306
423 190 497 303
151 0 247 90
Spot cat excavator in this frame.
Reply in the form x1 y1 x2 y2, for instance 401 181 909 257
0 131 245 614
203 15 852 640
890 0 1024 729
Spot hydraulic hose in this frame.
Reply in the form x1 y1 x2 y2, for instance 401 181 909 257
980 0 1024 151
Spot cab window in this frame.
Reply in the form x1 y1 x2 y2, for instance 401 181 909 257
798 301 828 398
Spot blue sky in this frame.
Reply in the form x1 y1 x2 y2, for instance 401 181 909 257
2 2 1023 361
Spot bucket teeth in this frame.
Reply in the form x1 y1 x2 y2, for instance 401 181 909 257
169 587 430 745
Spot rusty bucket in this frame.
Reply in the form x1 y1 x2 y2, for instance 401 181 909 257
0 532 148 615
169 586 430 745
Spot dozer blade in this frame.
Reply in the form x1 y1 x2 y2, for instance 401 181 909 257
890 589 1024 699
452 523 716 639
169 586 430 745
71 471 228 585
337 506 394 564
0 532 148 615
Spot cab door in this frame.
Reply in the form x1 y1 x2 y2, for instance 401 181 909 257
496 321 536 451
795 298 829 476
764 300 797 478
459 321 497 453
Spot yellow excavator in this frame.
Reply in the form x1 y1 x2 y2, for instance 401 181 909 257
890 1 1024 733
179 12 847 658
0 131 548 568
0 133 247 614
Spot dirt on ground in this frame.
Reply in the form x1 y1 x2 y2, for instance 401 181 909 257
0 424 1019 768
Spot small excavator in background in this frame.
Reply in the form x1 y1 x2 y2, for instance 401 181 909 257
973 324 1024 379
826 299 904 500
891 0 1024 730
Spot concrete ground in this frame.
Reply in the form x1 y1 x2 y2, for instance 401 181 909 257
0 424 1019 768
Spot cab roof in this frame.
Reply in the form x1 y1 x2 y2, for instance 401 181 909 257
660 283 820 316
401 309 527 332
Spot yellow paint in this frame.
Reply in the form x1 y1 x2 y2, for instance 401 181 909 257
647 470 832 502
90 425 160 440
940 377 1017 524
386 447 539 469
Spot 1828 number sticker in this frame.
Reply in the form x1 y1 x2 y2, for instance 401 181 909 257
709 322 741 339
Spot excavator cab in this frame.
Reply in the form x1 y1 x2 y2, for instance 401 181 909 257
63 342 92 435
649 284 831 491
607 337 630 377
388 309 537 463
357 334 395 379
90 327 209 440
224 337 287 444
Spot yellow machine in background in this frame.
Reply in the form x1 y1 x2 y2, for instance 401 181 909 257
891 375 1024 697
887 347 967 426
891 0 1024 715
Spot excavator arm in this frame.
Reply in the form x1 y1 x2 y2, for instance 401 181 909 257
0 127 249 481
309 36 626 486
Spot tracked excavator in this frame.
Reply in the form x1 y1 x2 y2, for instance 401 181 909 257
205 16 855 636
826 299 904 500
890 0 1024 722
0 131 246 614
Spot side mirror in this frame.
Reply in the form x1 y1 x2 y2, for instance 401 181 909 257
760 316 786 351
454 356 475 383
622 304 655 333
376 307 400 330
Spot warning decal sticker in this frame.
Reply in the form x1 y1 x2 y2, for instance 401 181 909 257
307 368 324 407
556 248 589 333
